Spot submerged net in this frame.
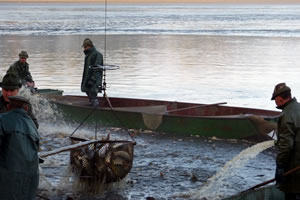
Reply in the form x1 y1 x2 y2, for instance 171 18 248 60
69 134 134 192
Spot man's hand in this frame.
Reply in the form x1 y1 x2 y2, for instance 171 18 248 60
26 81 35 88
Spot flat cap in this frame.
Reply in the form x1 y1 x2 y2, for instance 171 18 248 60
8 96 30 104
19 50 29 58
271 83 291 100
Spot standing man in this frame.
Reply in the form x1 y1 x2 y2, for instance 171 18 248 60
7 50 35 88
0 73 39 128
271 83 300 199
81 38 104 107
0 96 39 200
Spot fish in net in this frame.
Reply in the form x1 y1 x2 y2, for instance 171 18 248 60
69 134 134 192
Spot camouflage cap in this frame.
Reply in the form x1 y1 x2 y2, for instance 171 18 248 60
19 50 29 59
82 38 93 48
0 73 22 90
8 95 30 105
271 82 291 100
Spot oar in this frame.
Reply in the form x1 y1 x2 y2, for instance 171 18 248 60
166 102 227 114
241 165 300 193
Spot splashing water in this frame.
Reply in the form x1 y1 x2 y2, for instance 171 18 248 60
187 140 275 200
19 87 65 123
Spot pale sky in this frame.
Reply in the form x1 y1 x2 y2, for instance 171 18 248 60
1 0 300 3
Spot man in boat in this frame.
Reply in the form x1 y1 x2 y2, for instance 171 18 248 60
271 83 300 199
7 50 35 90
0 96 39 200
0 73 39 128
81 38 104 107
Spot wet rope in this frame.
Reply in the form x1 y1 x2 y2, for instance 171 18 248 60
70 0 135 142
104 0 107 63
69 108 98 137
102 0 108 93
103 91 136 142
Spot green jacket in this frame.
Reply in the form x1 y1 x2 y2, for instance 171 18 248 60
0 95 39 129
7 60 34 85
276 98 300 193
0 108 39 200
81 46 103 92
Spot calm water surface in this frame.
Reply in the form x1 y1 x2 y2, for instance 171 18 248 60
1 34 300 110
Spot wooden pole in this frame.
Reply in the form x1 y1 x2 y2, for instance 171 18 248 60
39 139 136 158
241 165 300 193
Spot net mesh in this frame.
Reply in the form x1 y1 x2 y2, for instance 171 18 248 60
69 134 134 192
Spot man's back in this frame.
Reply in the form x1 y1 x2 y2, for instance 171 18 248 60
0 108 39 200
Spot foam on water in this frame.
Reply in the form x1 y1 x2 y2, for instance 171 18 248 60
19 87 64 123
186 140 275 200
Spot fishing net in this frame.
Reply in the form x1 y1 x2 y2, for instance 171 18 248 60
246 115 277 136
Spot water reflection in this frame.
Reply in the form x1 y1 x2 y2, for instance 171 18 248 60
1 34 300 111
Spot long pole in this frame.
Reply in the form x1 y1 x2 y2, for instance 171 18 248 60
39 139 136 158
241 165 300 193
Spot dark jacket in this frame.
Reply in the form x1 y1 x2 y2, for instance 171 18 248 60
81 46 103 92
276 98 300 193
7 60 34 85
0 95 9 114
0 108 39 200
0 95 39 129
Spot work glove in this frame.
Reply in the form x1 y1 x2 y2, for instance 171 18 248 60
275 166 286 185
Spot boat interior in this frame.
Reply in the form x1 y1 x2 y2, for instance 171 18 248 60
52 95 280 118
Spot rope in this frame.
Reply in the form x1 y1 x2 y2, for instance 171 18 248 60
102 0 108 93
104 91 136 142
104 0 107 64
69 0 134 142
69 108 98 137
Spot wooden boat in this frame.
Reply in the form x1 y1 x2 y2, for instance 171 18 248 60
0 88 63 96
35 88 63 96
223 185 284 200
34 89 63 98
49 95 280 140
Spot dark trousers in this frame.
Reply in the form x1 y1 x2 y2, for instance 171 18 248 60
86 90 99 107
86 90 97 102
285 193 300 200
